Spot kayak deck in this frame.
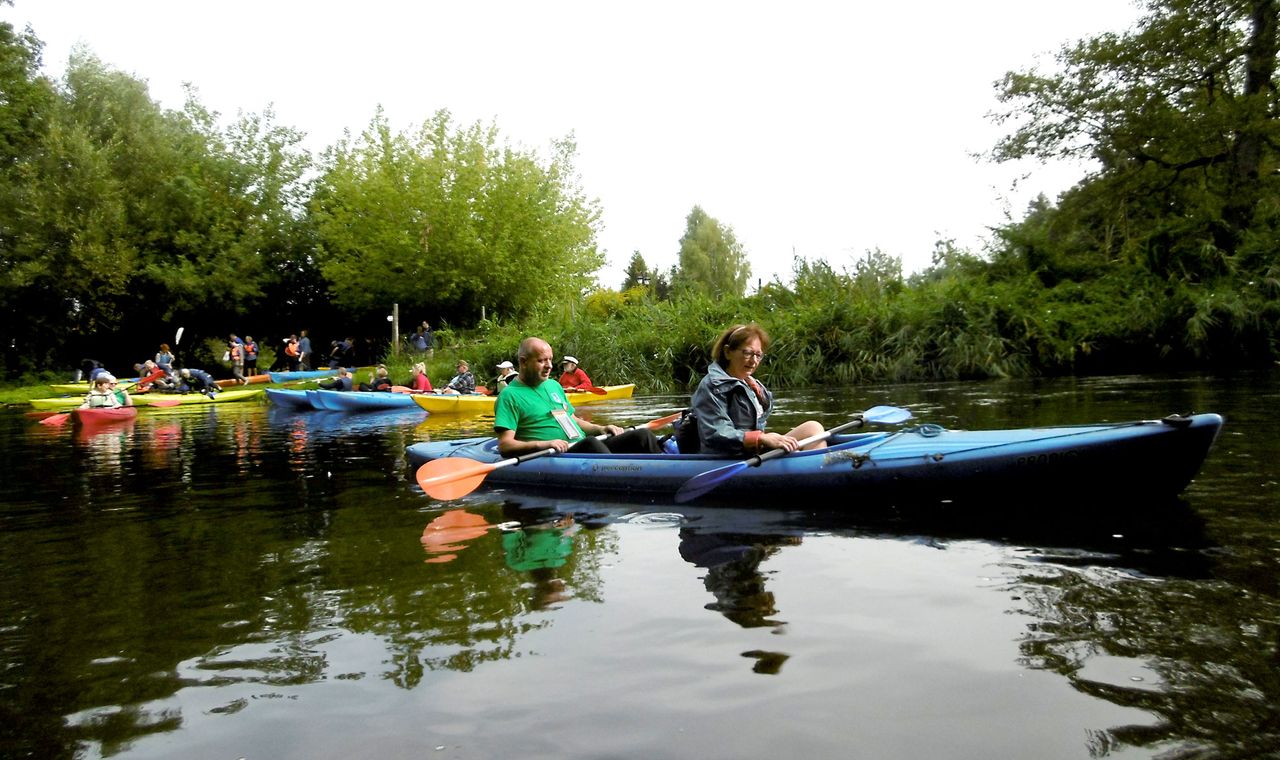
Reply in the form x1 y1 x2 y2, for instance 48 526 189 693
411 384 636 415
406 413 1224 504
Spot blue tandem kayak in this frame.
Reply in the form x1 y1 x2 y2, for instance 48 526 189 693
265 388 313 409
309 389 421 412
405 413 1223 504
268 369 337 383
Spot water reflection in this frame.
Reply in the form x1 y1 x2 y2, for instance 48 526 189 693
0 372 1277 759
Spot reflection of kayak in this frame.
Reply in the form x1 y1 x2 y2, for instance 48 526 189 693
406 413 1224 503
268 369 337 383
313 390 421 412
411 384 636 415
265 388 312 409
30 388 265 410
71 406 139 426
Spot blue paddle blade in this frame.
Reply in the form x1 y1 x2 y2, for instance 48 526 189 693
674 460 751 503
862 405 913 424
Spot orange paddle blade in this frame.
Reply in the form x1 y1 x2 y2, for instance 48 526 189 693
147 400 183 407
416 458 496 500
38 412 71 426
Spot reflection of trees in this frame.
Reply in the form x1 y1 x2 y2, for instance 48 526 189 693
1012 566 1280 757
0 411 612 758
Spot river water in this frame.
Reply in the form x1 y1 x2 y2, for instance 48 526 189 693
1 373 1277 759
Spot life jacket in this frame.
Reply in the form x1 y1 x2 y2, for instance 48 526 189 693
244 342 257 360
285 341 299 357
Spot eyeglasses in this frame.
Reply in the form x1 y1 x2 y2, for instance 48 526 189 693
737 349 765 361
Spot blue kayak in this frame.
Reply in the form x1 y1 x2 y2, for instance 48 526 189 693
405 413 1223 504
310 389 421 412
265 388 313 409
268 369 337 383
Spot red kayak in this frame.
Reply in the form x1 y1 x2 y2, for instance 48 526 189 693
71 406 139 426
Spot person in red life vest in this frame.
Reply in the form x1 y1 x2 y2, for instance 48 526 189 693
243 336 259 377
228 334 247 385
283 335 300 371
408 362 433 393
557 355 592 391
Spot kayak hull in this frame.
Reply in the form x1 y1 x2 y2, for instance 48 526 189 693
265 388 313 409
406 413 1224 504
312 390 421 412
410 384 636 415
30 388 265 410
71 406 139 426
268 369 337 383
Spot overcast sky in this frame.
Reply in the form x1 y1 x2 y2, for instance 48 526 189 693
5 0 1141 289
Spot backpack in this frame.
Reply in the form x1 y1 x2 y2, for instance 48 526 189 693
672 408 701 454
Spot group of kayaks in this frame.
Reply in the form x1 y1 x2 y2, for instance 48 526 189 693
265 383 638 415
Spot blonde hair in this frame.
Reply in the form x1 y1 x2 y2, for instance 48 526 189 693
412 362 426 374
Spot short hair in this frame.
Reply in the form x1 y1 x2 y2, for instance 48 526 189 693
159 343 170 352
710 323 771 368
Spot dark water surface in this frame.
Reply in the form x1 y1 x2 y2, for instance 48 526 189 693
1 373 1277 759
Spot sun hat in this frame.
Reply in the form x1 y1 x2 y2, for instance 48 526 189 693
496 360 514 369
562 356 579 365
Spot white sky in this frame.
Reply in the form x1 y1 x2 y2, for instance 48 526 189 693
4 0 1141 290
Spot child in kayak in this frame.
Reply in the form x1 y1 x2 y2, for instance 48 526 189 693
80 373 132 408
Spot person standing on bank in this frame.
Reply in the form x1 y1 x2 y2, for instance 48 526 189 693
689 323 826 455
494 337 661 457
297 330 313 371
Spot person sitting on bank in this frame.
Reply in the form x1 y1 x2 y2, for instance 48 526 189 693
686 323 825 456
441 360 476 395
557 355 593 391
359 365 394 392
408 362 433 393
494 337 662 457
134 360 173 391
318 367 353 391
178 367 219 395
492 360 518 394
80 373 132 409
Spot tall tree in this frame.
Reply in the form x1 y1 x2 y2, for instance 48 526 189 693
310 110 602 323
990 0 1280 280
620 250 652 291
671 206 750 297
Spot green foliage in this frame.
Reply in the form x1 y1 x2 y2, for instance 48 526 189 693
309 110 603 323
671 206 750 297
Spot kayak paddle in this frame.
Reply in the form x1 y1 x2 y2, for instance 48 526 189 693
568 386 609 395
416 411 682 501
673 404 914 503
38 412 71 426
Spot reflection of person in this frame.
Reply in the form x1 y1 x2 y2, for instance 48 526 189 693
557 355 592 390
502 515 579 609
493 337 662 456
687 323 826 455
441 360 476 395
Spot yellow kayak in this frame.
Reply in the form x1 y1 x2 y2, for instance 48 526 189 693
29 388 265 410
410 384 636 415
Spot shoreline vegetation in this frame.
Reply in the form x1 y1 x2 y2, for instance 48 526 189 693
2 4 1278 390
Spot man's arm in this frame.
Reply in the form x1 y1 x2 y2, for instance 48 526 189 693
573 416 622 437
496 428 570 457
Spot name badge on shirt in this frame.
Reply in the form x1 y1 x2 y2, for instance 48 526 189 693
550 408 580 439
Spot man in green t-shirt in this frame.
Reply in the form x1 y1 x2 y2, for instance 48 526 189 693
494 337 661 457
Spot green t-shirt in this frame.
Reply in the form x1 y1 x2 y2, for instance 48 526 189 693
493 378 585 442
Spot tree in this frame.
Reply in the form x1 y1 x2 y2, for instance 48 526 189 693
310 110 602 323
670 206 750 297
620 250 651 291
990 0 1280 279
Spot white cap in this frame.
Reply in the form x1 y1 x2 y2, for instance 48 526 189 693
562 356 579 365
496 360 514 369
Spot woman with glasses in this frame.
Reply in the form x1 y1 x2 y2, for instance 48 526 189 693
684 323 825 456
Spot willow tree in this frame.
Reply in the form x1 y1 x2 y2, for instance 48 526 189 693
671 206 750 298
309 110 603 323
991 0 1280 282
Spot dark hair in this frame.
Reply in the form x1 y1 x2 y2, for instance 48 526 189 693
159 343 170 352
710 323 770 368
